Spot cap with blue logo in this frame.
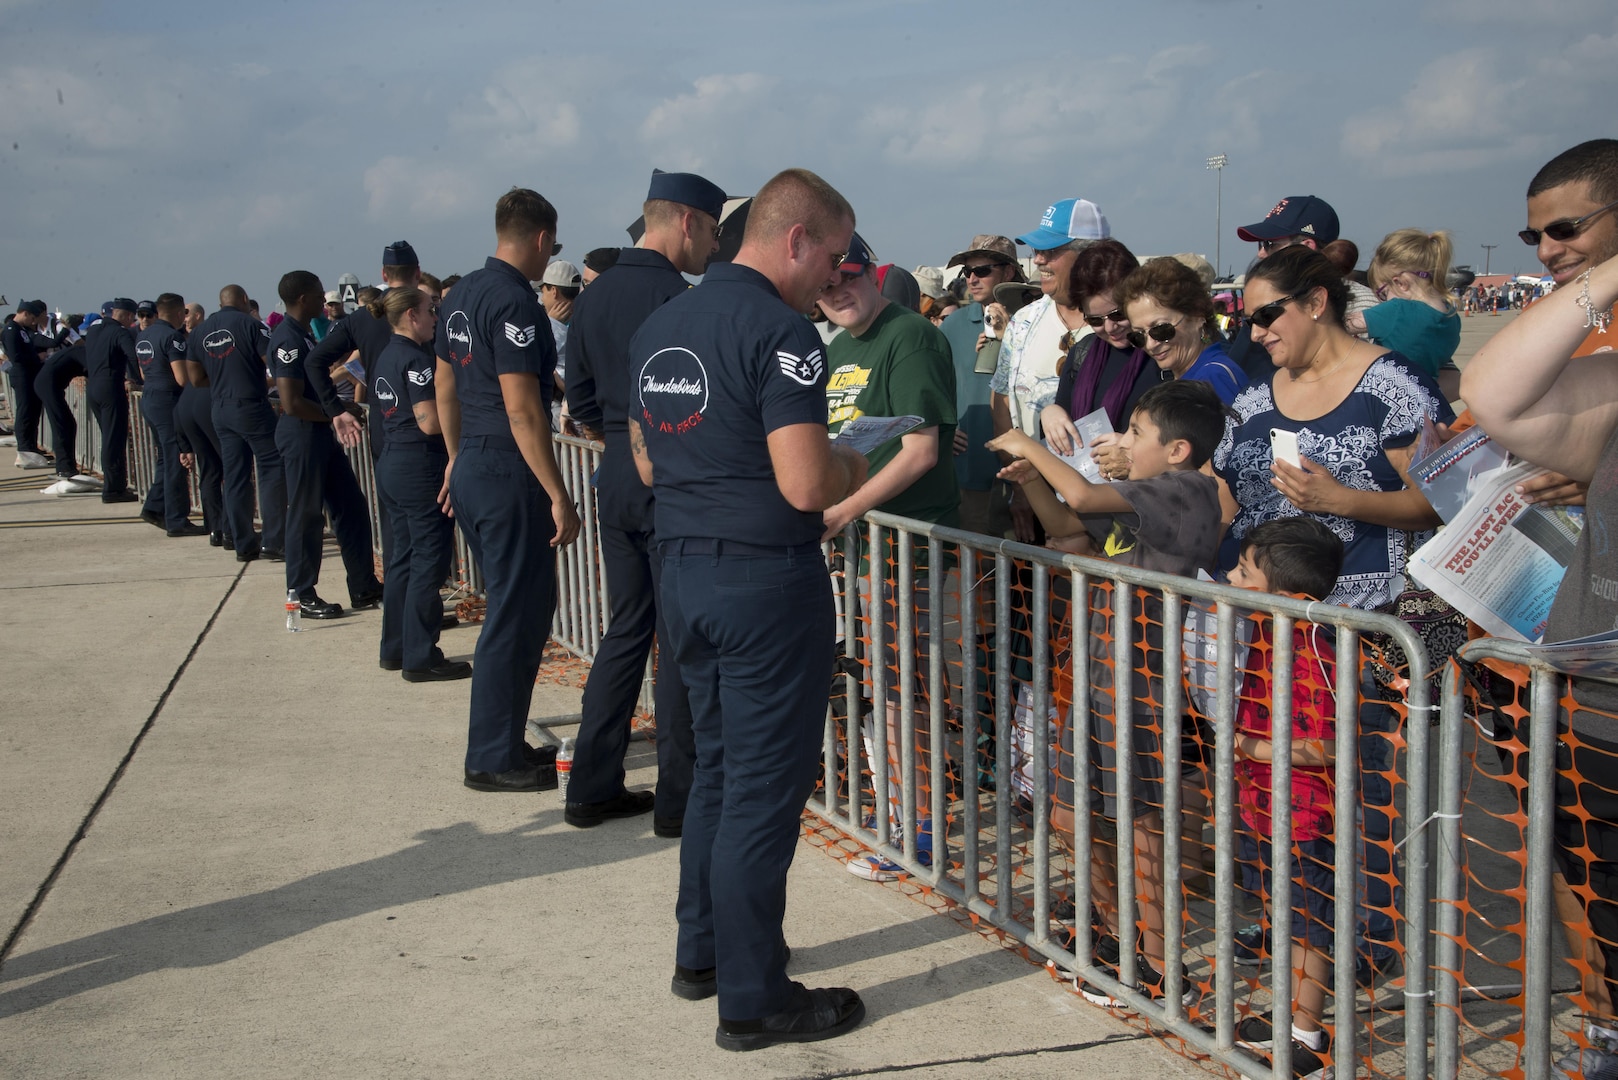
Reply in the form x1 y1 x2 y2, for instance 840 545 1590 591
1015 198 1110 251
647 169 727 221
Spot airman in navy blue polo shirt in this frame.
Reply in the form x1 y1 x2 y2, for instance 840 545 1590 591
561 170 726 836
197 284 286 561
435 188 580 793
135 293 206 535
628 168 869 1050
84 297 141 503
3 299 51 466
271 270 384 619
369 287 467 683
175 310 228 545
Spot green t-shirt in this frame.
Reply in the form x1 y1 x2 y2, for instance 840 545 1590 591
825 303 960 526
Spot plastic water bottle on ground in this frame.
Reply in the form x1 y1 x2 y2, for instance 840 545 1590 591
556 737 575 802
286 589 302 633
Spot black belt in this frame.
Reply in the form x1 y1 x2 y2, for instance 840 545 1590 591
661 537 821 558
384 440 448 455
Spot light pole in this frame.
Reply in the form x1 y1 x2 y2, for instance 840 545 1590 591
1482 244 1497 276
1207 154 1228 277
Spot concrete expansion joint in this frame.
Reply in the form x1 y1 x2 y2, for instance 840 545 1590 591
0 563 249 970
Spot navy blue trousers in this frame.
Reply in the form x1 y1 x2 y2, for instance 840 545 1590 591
7 358 43 455
34 361 80 475
663 541 833 1021
377 444 454 670
140 390 191 529
86 378 129 492
276 415 378 602
213 397 286 555
448 438 557 774
572 523 696 821
174 386 223 535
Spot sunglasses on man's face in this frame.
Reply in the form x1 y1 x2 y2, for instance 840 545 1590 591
1248 294 1298 329
962 263 1003 279
1125 321 1180 350
1519 198 1618 246
1083 309 1126 328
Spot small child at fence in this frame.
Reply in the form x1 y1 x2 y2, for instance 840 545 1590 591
988 379 1224 1007
1225 517 1344 1079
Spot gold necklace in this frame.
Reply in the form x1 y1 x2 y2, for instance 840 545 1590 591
1290 346 1352 384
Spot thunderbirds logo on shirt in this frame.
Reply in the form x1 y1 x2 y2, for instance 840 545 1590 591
777 348 823 386
504 322 536 348
638 347 709 436
444 311 472 367
203 329 236 360
374 377 399 418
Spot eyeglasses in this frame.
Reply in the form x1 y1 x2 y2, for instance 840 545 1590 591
827 249 850 272
1374 270 1431 302
1125 320 1183 350
962 263 1003 278
1248 294 1299 329
1518 198 1618 245
1084 309 1126 328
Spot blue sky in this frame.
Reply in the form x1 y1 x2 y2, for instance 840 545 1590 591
1 0 1612 314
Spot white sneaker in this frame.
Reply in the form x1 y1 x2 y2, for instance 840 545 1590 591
70 473 103 487
0 434 15 446
845 854 902 882
15 451 51 469
43 477 101 495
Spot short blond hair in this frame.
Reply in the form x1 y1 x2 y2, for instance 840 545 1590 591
1368 228 1452 293
742 168 854 246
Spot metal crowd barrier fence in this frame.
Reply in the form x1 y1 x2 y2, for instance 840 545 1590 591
811 511 1438 1080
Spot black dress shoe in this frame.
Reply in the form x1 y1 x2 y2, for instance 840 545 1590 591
236 544 261 563
166 522 211 537
672 945 789 1002
102 489 139 504
440 613 460 631
715 982 863 1051
402 658 472 682
520 743 558 769
262 548 285 562
350 585 384 610
209 531 225 547
564 789 655 828
654 815 684 839
464 765 557 792
299 595 344 620
379 658 403 671
140 509 165 528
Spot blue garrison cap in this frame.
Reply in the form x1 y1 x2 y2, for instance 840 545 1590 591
382 241 419 267
109 297 137 314
647 170 726 220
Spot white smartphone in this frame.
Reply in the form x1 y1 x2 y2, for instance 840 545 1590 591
1270 428 1302 469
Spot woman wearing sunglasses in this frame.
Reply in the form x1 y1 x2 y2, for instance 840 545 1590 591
1041 240 1155 479
1113 257 1246 405
1213 245 1449 608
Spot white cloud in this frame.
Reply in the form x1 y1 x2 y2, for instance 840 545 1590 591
363 156 476 222
1340 48 1546 176
454 60 583 158
639 74 782 171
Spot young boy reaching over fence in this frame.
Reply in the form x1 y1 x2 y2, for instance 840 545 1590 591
988 378 1225 1007
1225 517 1345 1080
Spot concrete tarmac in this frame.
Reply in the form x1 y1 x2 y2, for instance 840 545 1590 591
0 472 1201 1079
